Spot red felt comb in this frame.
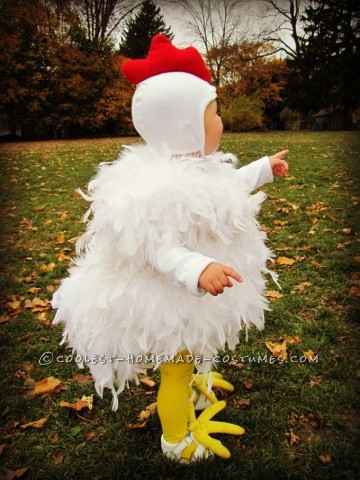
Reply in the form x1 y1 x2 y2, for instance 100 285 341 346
121 34 211 85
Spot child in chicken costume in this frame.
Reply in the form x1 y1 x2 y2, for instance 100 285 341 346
52 34 289 463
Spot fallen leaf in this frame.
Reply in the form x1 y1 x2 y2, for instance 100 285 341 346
72 373 93 385
297 245 313 251
50 433 59 444
265 340 288 360
127 402 157 429
347 272 360 287
20 333 33 341
289 428 301 446
319 453 332 464
303 350 317 363
284 335 301 344
59 395 93 411
265 290 284 300
40 263 56 272
0 444 5 455
7 299 21 310
24 297 51 312
27 287 41 294
289 412 298 426
84 431 96 441
242 379 253 390
140 376 155 388
4 467 28 480
277 256 297 266
350 287 360 297
53 450 65 465
342 228 351 235
68 236 80 244
29 376 62 396
54 232 65 244
23 276 34 283
310 374 323 387
0 315 10 324
337 241 352 250
233 398 251 409
20 417 48 429
227 361 244 369
292 282 312 293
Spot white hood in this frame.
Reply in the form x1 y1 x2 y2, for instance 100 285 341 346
132 72 216 156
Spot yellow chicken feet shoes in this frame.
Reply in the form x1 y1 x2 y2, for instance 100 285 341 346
190 372 235 410
188 400 245 459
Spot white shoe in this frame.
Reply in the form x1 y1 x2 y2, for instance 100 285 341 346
161 432 213 463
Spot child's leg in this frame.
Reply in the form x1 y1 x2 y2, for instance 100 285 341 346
157 351 194 443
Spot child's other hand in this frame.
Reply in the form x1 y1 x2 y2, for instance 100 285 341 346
269 150 289 177
198 263 242 296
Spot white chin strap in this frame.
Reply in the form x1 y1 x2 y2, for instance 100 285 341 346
132 72 216 156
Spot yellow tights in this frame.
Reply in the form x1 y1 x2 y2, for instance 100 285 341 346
157 351 194 443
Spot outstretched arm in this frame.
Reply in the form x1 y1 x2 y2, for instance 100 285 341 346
237 150 289 192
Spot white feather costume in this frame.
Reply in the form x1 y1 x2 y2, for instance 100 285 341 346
52 72 276 410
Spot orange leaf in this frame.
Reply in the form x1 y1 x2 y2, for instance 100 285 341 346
127 402 157 429
140 376 155 388
20 417 48 429
265 340 288 360
40 263 56 272
303 350 317 363
283 335 301 344
30 376 62 396
59 395 93 411
319 453 332 464
277 256 297 266
265 290 284 299
54 232 65 244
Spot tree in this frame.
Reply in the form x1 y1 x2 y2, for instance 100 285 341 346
0 0 133 138
72 0 146 45
260 0 306 60
176 0 256 86
119 0 174 58
221 96 264 131
207 41 287 129
286 0 360 128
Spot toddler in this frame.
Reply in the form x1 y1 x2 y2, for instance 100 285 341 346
52 34 288 463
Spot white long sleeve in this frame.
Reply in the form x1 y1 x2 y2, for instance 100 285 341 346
148 157 273 296
149 245 216 297
236 156 273 193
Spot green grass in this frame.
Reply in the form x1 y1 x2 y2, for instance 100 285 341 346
0 132 359 479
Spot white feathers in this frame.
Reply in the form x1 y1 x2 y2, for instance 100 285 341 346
52 145 275 409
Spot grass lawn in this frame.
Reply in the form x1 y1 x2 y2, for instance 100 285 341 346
0 132 359 479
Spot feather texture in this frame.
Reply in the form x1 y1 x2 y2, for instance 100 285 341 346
52 145 275 410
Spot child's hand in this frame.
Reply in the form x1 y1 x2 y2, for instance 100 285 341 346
199 263 242 296
269 150 289 177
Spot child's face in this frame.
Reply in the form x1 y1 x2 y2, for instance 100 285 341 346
204 100 223 155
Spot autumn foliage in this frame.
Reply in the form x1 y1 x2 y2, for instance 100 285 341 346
0 0 133 139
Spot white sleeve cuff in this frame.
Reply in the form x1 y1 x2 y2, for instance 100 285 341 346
149 246 216 297
236 156 273 192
